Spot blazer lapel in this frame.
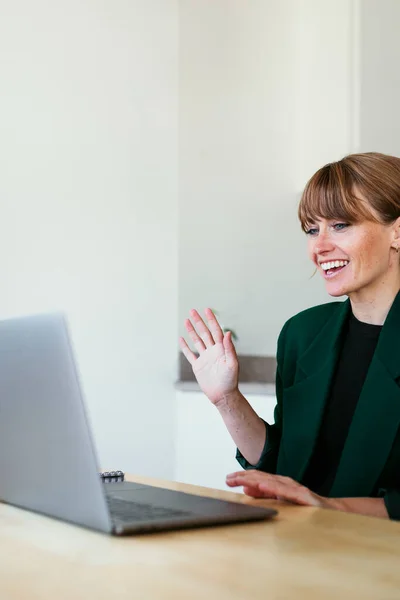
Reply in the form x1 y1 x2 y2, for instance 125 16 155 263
278 300 350 481
330 291 400 498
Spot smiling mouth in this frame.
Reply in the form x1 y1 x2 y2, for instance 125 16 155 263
320 260 349 278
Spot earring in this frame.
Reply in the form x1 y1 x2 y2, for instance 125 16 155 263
396 245 400 253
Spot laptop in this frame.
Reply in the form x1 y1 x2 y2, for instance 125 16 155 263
0 312 277 535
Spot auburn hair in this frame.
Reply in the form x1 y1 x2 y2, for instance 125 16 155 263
298 152 400 231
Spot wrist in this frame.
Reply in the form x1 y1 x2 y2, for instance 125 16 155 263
214 388 242 411
319 496 343 511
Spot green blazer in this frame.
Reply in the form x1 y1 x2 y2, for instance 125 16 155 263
237 292 400 518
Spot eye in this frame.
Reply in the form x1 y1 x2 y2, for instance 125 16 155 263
305 227 319 236
333 222 349 231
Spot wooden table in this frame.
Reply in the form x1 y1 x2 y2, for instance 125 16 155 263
0 474 399 599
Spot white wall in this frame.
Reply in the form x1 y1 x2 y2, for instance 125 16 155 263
0 1 178 478
292 0 358 188
178 0 355 356
360 0 400 155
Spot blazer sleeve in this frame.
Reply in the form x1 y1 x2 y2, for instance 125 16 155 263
235 319 290 473
383 490 400 520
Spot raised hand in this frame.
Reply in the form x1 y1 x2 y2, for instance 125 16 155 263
179 308 239 405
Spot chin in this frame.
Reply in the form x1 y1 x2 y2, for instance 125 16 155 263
325 283 351 298
321 269 356 298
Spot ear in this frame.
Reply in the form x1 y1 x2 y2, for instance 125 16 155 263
391 216 400 249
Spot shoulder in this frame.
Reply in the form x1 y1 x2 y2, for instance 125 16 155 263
277 301 346 356
288 301 345 331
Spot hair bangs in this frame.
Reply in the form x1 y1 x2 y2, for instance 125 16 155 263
298 162 373 231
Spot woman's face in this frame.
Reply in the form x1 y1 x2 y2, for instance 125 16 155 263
306 217 399 298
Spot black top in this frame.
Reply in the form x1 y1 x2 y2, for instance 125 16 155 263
302 312 383 496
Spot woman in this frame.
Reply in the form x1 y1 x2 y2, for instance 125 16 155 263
179 152 400 520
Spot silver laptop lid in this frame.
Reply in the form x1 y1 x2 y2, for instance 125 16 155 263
0 312 112 533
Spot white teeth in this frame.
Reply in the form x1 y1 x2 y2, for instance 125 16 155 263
320 260 349 271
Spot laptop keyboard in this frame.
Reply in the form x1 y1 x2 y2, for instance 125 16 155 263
106 496 193 523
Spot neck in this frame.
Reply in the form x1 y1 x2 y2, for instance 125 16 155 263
349 282 400 325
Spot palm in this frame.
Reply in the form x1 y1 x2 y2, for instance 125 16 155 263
192 342 238 403
179 308 239 405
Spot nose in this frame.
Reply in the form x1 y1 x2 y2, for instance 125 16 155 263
314 232 335 256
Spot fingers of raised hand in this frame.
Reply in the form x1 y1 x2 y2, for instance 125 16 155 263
180 308 225 362
203 308 224 343
184 309 220 351
178 336 197 366
183 317 207 353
